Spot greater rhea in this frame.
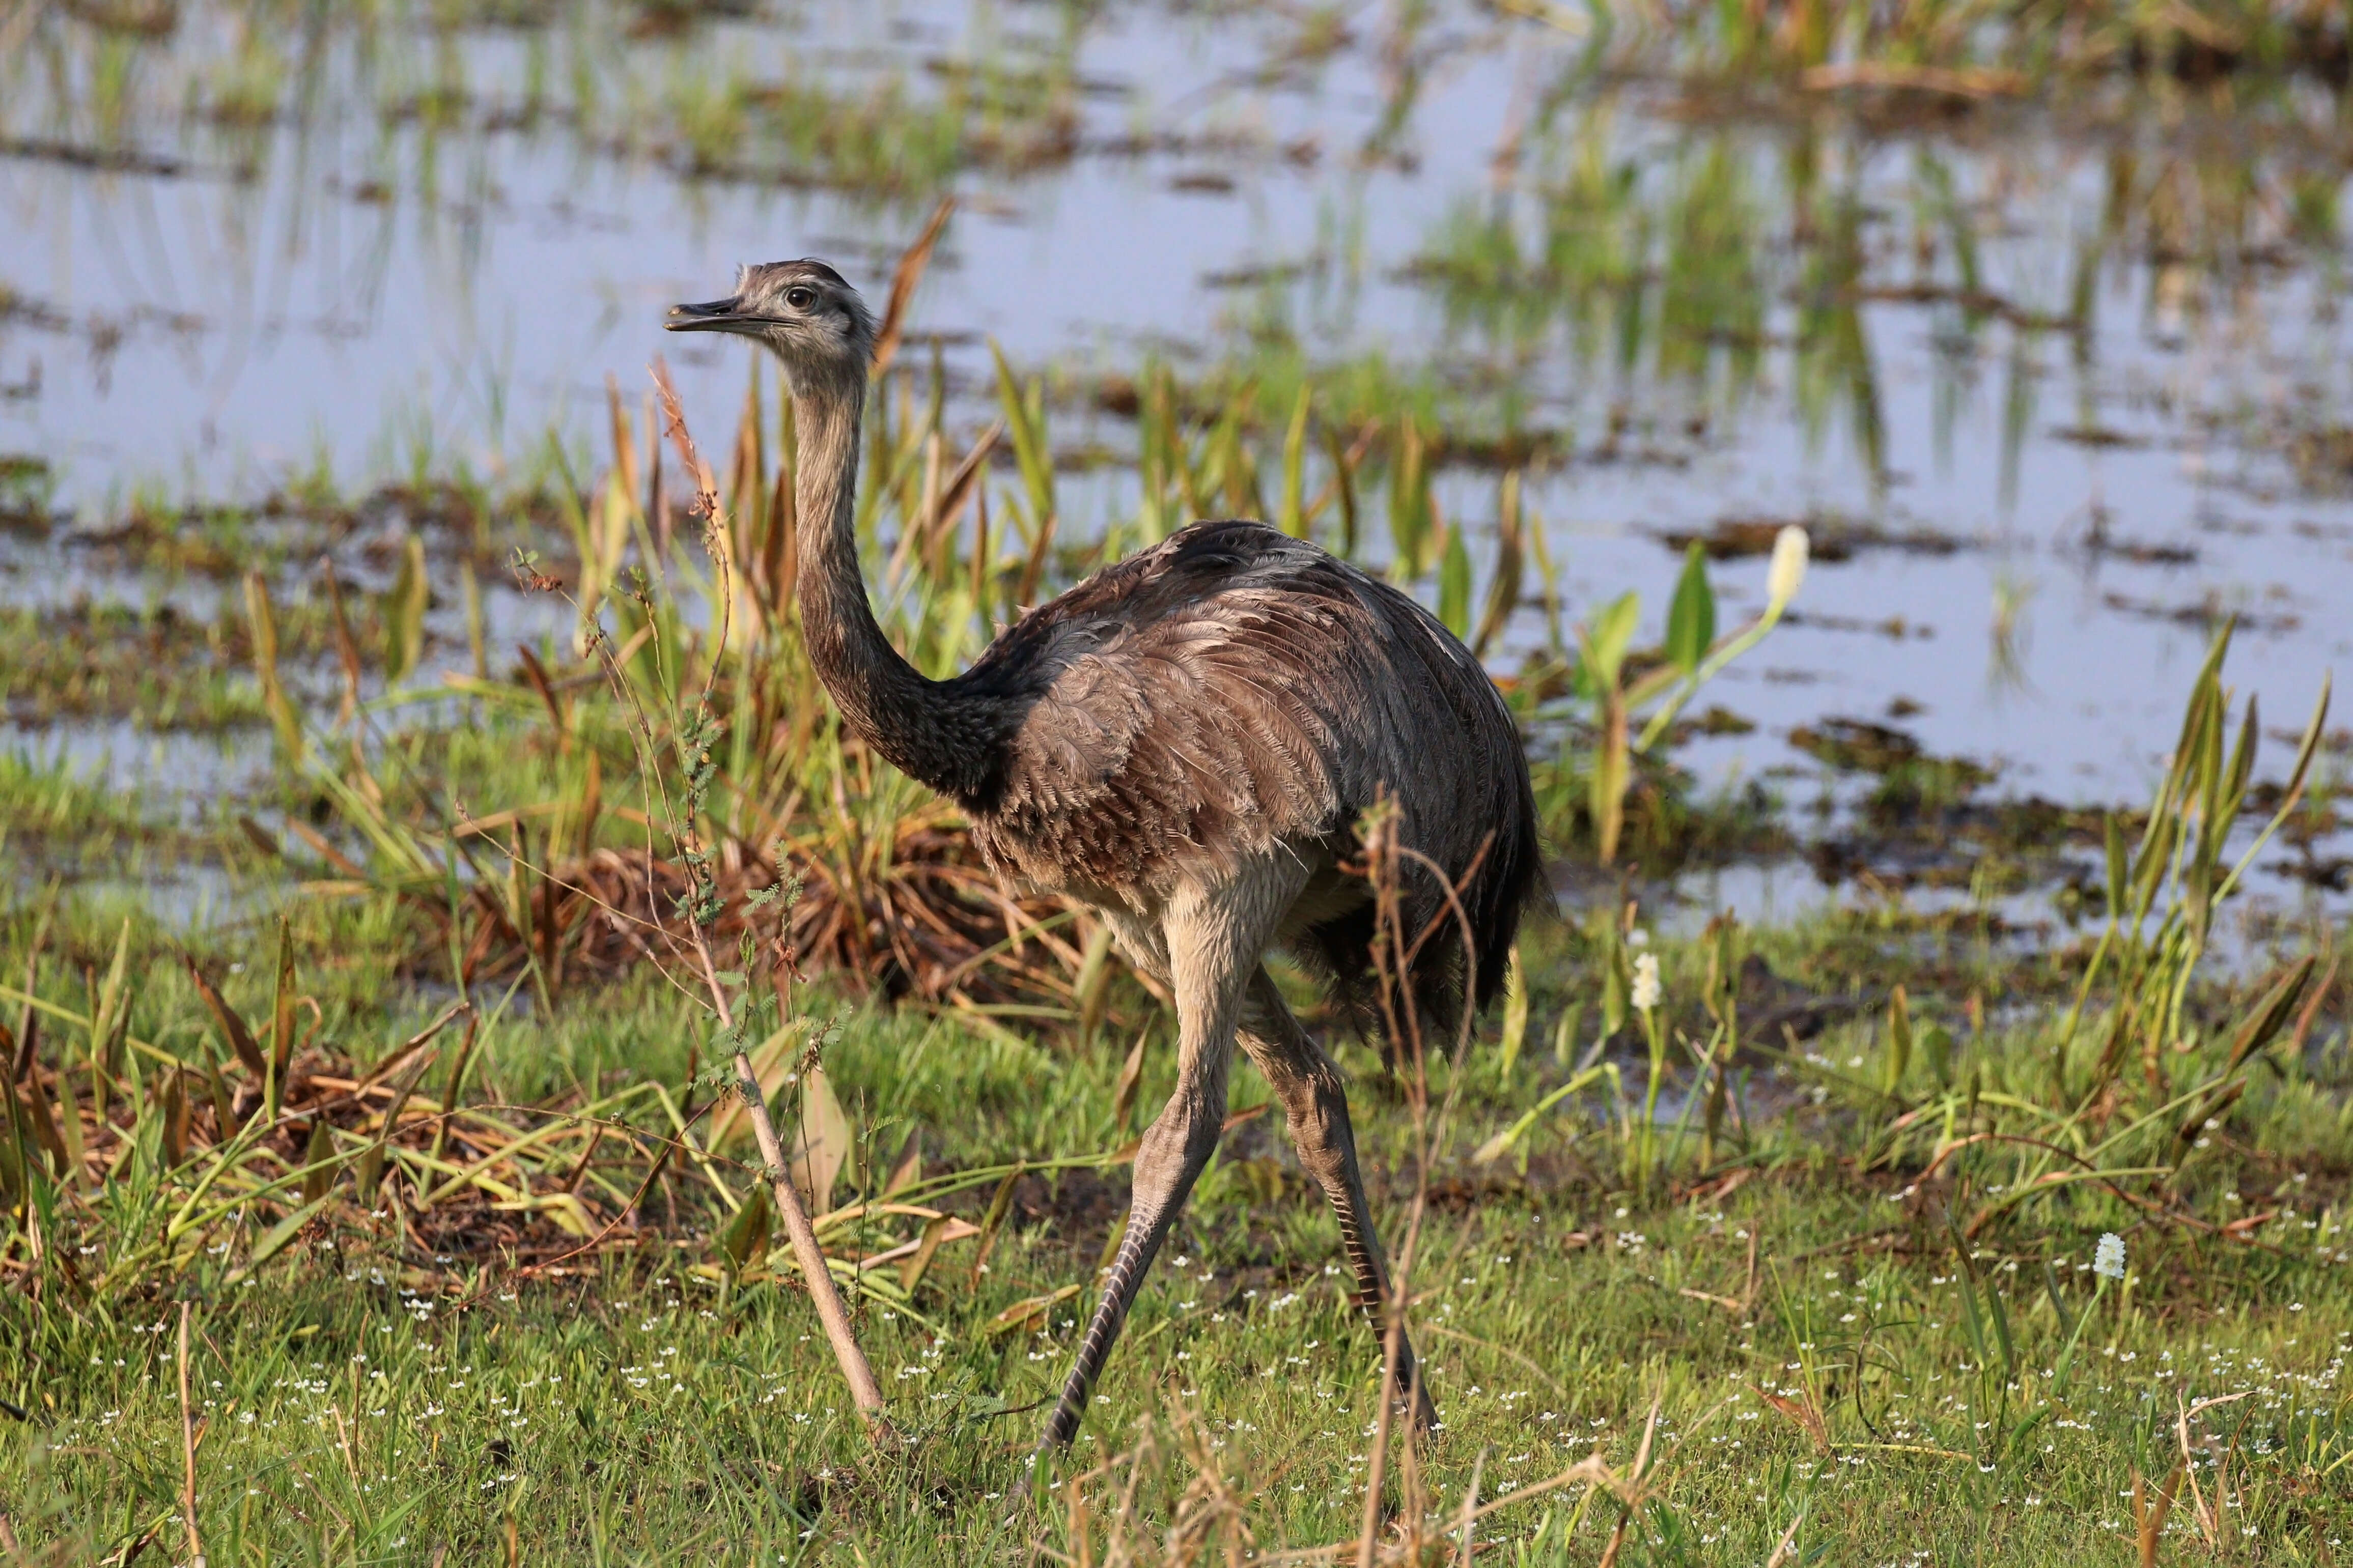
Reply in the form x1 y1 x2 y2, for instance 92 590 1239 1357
668 260 1542 1450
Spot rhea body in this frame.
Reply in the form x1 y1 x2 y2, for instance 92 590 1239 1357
668 260 1542 1449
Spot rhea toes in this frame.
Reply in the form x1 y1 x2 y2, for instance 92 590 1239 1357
668 260 1543 1450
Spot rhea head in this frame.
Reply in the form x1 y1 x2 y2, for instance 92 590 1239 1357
665 259 876 387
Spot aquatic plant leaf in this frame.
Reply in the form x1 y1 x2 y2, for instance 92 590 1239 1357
1664 542 1715 675
1277 385 1311 537
883 1131 923 1198
1471 470 1524 659
2103 813 2126 920
14 1072 68 1175
299 1116 338 1204
382 531 430 686
1589 705 1628 864
871 195 954 381
1438 521 1473 638
1498 945 1528 1077
1387 415 1430 579
2224 955 2316 1074
989 339 1054 546
242 571 303 763
1599 921 1629 1039
1882 985 1912 1097
157 1066 189 1168
1320 422 1359 558
89 917 130 1079
1582 591 1640 689
1921 1024 1954 1088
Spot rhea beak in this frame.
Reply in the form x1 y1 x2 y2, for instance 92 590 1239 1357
665 296 754 333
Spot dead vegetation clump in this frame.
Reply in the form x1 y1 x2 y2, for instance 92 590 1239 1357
0 970 632 1297
451 821 1084 1010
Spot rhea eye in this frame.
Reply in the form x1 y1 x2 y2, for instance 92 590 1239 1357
784 287 815 310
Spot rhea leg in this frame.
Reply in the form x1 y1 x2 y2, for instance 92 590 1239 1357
1236 968 1437 1430
1041 872 1297 1449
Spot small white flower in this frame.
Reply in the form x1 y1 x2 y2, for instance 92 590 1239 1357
1631 953 1661 1013
1766 526 1809 611
2094 1233 2126 1281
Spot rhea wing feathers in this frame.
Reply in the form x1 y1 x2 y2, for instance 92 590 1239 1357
951 520 1540 1018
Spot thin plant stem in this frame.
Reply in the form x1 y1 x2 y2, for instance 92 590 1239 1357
178 1301 204 1568
692 931 895 1436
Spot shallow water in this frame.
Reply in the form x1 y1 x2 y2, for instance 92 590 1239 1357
6 0 2353 917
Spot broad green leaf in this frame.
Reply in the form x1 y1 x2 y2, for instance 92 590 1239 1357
1665 542 1715 675
1600 926 1629 1038
1584 591 1640 689
897 1212 964 1292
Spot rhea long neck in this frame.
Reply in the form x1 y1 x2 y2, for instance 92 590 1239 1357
786 359 999 803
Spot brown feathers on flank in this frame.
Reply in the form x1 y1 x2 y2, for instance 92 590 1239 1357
953 518 1541 1029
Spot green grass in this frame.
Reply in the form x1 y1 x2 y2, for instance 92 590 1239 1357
3 943 2349 1564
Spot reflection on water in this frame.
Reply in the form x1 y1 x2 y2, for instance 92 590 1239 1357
4 0 2352 909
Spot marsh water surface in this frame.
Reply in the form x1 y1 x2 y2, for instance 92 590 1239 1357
7 0 2353 926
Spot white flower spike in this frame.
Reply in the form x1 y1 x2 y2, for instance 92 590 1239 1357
1631 952 1661 1013
2093 1233 2126 1281
1766 525 1809 613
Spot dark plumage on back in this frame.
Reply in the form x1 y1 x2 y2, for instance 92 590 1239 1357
947 519 1538 1040
669 260 1545 1454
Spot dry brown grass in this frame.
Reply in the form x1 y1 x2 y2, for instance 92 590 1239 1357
447 810 1084 1010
